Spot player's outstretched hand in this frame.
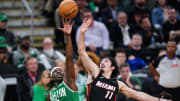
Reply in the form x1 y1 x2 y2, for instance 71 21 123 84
80 18 92 33
58 17 75 35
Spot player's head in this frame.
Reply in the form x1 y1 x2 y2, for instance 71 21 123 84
166 40 177 56
99 57 119 78
50 67 64 83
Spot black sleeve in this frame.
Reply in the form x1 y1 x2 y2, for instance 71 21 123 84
152 55 165 68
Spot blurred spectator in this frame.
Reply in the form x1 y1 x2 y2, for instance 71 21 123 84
168 0 180 12
76 9 110 55
127 55 147 71
33 70 50 101
117 0 135 13
17 56 44 101
132 16 162 47
39 38 65 69
13 35 39 69
129 33 143 51
75 62 87 101
0 36 13 64
114 48 127 67
0 76 6 101
145 0 157 11
152 0 170 30
89 0 107 18
0 13 16 51
126 34 147 71
129 0 151 25
163 8 180 42
0 36 18 101
118 64 142 90
149 41 180 101
117 64 142 101
110 11 133 48
101 0 122 30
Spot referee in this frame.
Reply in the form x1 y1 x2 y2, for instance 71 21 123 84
149 40 180 101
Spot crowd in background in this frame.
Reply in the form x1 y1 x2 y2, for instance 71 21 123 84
0 0 180 101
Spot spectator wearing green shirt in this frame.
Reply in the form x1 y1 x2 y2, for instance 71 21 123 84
117 64 142 101
33 70 50 101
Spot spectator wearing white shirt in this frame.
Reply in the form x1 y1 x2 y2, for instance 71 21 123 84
110 11 133 48
76 9 110 55
39 38 65 69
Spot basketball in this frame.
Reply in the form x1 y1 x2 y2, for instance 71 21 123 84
59 0 78 19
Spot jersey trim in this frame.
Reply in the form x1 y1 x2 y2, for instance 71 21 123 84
87 84 91 101
62 81 79 93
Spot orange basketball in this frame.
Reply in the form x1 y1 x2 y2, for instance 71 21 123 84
59 0 78 19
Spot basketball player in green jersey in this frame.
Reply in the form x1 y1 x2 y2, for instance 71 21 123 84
49 18 79 101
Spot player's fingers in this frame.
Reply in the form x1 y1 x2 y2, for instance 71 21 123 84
62 17 65 25
65 18 68 24
71 21 75 26
68 18 72 24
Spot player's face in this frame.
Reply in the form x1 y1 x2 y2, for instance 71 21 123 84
52 68 64 82
100 58 114 73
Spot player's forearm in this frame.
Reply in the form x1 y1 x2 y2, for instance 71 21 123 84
135 91 159 101
78 31 86 55
64 35 76 82
65 35 73 60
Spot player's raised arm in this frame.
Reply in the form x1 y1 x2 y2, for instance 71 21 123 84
58 18 77 91
77 18 99 79
118 81 171 101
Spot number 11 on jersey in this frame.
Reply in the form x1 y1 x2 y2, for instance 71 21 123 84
105 91 114 99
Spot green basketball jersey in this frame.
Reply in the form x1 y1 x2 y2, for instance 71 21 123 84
50 81 79 101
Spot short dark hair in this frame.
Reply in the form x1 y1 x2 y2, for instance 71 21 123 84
81 8 93 17
132 33 142 38
168 40 177 44
115 48 126 56
25 56 37 65
100 57 119 78
119 63 130 70
139 16 149 24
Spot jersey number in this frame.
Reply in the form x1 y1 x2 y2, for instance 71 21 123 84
105 91 113 99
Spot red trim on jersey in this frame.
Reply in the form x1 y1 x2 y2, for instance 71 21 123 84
87 84 91 101
114 95 116 101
